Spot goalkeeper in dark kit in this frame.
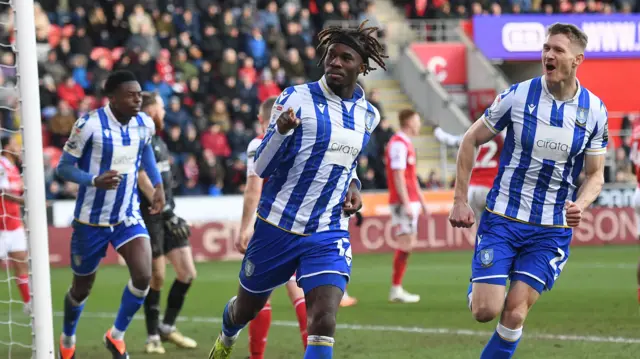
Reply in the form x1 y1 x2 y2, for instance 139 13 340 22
137 92 198 354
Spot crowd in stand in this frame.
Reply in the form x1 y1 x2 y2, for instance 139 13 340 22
0 0 394 199
0 0 635 201
394 0 640 18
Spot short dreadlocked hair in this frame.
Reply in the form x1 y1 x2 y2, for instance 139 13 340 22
317 20 388 75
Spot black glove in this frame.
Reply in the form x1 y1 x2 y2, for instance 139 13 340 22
163 211 191 241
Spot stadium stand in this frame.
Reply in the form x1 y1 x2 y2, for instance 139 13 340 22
0 0 636 201
0 0 387 198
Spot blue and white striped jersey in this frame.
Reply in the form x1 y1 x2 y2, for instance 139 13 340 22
63 105 156 226
254 76 380 235
483 76 608 227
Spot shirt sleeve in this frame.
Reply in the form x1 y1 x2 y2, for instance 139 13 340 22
388 141 408 170
482 83 518 135
585 100 609 156
63 115 93 158
246 138 262 178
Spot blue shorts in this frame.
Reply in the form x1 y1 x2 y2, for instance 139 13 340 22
239 218 352 296
471 211 572 294
70 218 150 276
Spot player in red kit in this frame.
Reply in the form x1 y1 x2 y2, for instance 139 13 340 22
234 97 308 359
385 109 427 303
434 126 504 225
629 118 640 304
0 136 31 315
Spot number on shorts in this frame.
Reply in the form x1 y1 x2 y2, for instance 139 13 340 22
549 248 567 280
335 238 352 265
475 141 498 168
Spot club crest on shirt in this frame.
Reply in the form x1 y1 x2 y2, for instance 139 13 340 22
575 107 588 127
479 248 493 268
365 111 375 133
244 259 254 277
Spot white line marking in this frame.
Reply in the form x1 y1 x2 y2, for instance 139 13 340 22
52 312 640 344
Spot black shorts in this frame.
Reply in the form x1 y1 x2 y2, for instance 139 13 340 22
143 214 190 259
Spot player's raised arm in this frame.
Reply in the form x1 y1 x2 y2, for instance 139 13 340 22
569 102 608 226
254 89 300 178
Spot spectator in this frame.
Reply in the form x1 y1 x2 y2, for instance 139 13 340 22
24 0 389 197
238 57 258 85
209 99 231 132
257 71 281 103
57 76 85 111
219 49 239 79
201 123 231 158
246 28 269 69
129 4 155 35
258 1 280 33
181 154 204 195
165 96 192 129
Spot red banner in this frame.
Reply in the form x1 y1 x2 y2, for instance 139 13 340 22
41 207 636 268
468 89 496 121
410 43 467 86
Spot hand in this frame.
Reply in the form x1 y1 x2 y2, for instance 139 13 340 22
164 213 191 241
149 187 166 215
235 230 251 254
94 170 122 190
565 201 583 227
420 203 428 217
276 107 300 135
403 203 414 219
342 184 362 216
449 200 475 228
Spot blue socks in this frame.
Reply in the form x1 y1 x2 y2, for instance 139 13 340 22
112 280 148 339
304 335 334 359
62 292 86 339
221 297 245 339
480 323 522 359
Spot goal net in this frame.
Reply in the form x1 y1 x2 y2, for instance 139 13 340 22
0 1 54 358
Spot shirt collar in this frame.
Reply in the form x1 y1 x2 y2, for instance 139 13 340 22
541 75 582 102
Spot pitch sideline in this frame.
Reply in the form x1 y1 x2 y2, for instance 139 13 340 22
51 311 640 344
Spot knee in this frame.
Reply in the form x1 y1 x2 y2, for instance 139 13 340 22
70 282 94 302
150 270 164 289
308 310 337 336
472 305 500 323
176 267 197 283
131 273 152 290
501 305 528 328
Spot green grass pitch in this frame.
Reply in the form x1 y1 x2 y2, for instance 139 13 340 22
1 245 639 358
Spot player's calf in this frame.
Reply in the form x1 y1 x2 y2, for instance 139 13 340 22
480 281 539 359
302 283 344 359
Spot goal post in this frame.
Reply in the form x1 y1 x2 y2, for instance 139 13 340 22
13 0 55 358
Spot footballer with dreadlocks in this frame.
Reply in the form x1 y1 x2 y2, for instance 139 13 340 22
208 20 387 359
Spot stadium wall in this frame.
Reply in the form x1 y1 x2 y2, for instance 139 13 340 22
43 185 639 267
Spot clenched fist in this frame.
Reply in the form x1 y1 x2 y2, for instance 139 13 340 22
277 108 301 135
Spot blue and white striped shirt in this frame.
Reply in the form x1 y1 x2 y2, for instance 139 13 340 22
62 105 156 226
254 76 380 235
483 76 608 227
